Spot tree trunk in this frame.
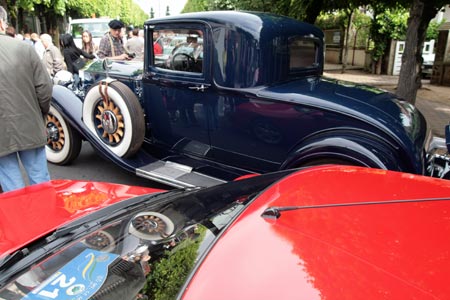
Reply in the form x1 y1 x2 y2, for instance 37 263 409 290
397 0 439 104
397 0 423 104
301 0 324 24
376 58 382 75
341 9 354 74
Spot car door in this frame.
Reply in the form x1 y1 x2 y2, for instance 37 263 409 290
142 24 215 158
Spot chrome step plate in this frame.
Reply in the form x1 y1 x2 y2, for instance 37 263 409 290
137 161 227 188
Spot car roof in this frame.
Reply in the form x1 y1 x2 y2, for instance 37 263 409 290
182 166 450 299
0 180 161 257
145 10 323 39
146 11 324 87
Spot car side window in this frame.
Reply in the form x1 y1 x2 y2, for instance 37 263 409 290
152 28 204 74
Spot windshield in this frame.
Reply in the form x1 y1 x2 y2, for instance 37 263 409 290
0 170 294 300
153 28 204 74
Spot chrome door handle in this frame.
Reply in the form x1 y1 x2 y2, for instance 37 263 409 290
188 84 208 92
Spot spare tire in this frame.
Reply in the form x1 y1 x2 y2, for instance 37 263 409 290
82 80 145 157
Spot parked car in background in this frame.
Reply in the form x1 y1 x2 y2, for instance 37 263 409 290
49 11 443 188
422 59 435 78
421 40 435 79
1 165 450 299
68 18 111 48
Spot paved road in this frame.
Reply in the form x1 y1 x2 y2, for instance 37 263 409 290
47 141 171 189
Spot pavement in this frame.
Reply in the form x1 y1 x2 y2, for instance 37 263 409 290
324 64 450 138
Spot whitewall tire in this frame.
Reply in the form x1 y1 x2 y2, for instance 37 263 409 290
82 81 145 158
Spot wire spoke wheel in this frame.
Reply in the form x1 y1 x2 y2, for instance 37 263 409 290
94 99 125 146
46 114 65 151
45 105 82 165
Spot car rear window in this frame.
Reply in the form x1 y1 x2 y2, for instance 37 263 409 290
289 36 319 71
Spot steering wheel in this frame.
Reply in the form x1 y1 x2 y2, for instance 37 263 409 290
171 53 195 71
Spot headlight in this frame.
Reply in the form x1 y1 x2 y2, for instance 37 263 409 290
53 70 73 85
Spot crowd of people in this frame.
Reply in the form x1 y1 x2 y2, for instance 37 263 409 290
4 18 144 85
0 5 147 192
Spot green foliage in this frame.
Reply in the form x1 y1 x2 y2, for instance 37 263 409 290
208 0 235 10
185 0 298 17
8 0 148 29
427 18 446 40
352 9 371 48
182 0 209 13
143 226 206 300
317 10 371 48
368 6 409 61
374 7 408 40
316 11 347 30
16 0 50 12
315 5 409 61
352 8 371 29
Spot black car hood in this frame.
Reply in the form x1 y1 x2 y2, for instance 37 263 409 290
84 60 143 78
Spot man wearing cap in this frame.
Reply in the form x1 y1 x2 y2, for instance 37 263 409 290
97 19 130 60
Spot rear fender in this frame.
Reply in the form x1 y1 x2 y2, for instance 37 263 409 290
281 130 402 171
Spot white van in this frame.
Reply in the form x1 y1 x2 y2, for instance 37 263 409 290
68 18 111 48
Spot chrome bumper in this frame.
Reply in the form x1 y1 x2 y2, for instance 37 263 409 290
427 136 450 178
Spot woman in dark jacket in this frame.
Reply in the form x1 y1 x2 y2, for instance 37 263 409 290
60 33 95 90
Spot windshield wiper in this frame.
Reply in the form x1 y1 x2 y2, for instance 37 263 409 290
0 248 30 272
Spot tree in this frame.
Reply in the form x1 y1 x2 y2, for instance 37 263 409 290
182 0 208 13
181 0 449 102
4 0 149 34
397 0 446 104
297 0 326 23
427 18 446 40
369 5 408 74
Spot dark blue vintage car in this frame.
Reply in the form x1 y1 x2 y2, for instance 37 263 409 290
47 11 438 187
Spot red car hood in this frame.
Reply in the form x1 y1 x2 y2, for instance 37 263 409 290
183 166 450 300
0 180 161 257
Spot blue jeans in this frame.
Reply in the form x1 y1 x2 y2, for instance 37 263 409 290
0 147 50 192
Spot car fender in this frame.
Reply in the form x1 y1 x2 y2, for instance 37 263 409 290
281 129 403 171
51 85 84 132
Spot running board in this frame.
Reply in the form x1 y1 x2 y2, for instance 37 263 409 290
136 161 227 188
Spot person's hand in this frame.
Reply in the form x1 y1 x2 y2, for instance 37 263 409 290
118 53 129 60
